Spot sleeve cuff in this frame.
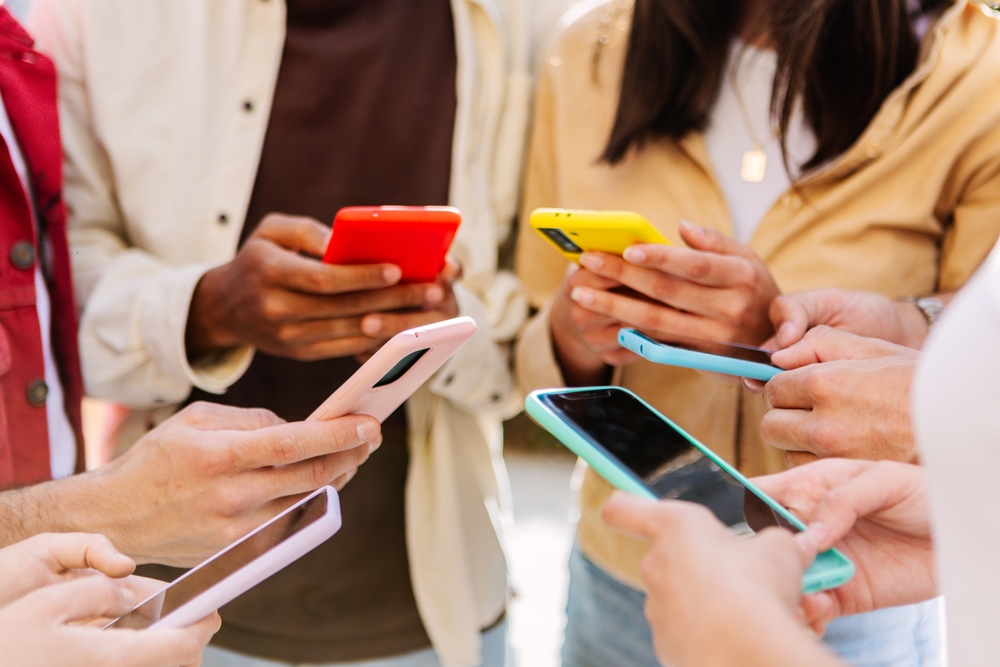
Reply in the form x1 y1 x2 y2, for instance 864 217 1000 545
514 298 568 394
138 261 254 396
425 283 520 417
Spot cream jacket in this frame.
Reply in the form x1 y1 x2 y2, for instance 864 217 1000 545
516 0 1000 589
29 1 563 664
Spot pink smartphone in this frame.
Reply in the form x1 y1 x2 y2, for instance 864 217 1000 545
107 486 341 630
308 316 477 422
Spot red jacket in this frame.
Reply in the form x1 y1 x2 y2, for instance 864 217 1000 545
0 8 83 487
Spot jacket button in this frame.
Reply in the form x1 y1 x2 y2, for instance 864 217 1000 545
10 241 35 270
27 379 48 407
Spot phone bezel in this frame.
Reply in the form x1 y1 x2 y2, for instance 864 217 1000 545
525 387 855 593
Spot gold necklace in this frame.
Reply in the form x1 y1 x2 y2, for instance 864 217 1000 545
728 50 772 183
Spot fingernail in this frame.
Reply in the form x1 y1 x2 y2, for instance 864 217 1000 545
806 523 830 549
357 420 379 442
778 322 796 345
122 589 136 608
367 434 383 454
679 219 701 236
383 266 402 283
361 316 381 336
570 287 594 306
579 253 603 271
426 285 444 304
623 246 646 263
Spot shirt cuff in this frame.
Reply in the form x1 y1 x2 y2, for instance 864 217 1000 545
138 261 254 396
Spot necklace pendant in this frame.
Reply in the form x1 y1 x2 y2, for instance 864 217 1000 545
741 149 767 183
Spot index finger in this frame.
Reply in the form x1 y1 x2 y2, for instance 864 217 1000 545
230 416 380 470
620 244 749 288
753 459 876 514
601 492 662 539
264 246 401 295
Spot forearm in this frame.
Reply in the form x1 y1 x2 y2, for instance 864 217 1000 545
0 469 130 553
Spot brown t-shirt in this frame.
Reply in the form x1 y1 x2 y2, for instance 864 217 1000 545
186 0 457 661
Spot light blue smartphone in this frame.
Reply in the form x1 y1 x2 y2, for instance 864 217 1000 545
618 328 782 382
525 387 855 594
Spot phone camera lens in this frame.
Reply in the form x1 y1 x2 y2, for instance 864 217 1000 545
540 228 583 254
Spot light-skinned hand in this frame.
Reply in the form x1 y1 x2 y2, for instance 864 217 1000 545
0 533 135 609
760 327 919 466
0 576 220 667
568 220 781 348
0 402 381 567
549 263 639 385
186 214 458 361
755 459 935 633
767 289 932 350
602 493 842 667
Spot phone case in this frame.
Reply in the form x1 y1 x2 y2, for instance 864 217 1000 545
323 206 462 283
618 328 782 382
529 208 671 263
525 387 855 594
142 486 341 629
308 316 477 423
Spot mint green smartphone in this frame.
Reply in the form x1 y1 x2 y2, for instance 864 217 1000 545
525 387 855 594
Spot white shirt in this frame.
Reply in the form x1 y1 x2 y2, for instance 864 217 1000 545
914 241 1000 667
704 42 816 244
0 91 76 479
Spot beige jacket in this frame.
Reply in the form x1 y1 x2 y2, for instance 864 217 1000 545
29 0 568 663
516 0 1000 589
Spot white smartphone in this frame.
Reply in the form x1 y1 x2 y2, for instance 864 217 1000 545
308 316 477 422
107 486 341 630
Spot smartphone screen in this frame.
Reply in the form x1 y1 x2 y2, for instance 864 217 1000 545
650 332 776 366
539 389 796 536
108 493 329 629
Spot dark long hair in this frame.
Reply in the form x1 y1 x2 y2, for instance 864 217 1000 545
602 0 952 172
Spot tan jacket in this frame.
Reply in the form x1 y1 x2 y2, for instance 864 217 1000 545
28 0 569 663
516 0 1000 589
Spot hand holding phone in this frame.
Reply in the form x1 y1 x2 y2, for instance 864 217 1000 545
525 387 854 593
529 208 670 263
565 220 781 355
324 206 462 284
187 213 443 362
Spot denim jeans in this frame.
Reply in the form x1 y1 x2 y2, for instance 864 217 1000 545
561 544 943 667
200 618 510 667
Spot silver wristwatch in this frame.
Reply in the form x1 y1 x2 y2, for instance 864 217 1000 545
904 296 945 331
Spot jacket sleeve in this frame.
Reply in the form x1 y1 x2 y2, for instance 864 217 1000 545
939 123 1000 292
514 55 573 395
30 0 252 409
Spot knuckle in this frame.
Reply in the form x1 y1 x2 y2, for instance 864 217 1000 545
270 430 305 464
260 295 289 321
735 263 758 290
274 324 300 345
806 421 840 456
649 275 679 301
688 255 712 280
803 369 835 402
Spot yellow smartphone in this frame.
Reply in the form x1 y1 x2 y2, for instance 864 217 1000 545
529 208 671 263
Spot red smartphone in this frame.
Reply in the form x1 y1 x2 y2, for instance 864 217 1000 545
323 206 462 284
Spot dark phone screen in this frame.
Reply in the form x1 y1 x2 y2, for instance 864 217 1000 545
109 493 329 630
540 389 796 536
637 331 776 366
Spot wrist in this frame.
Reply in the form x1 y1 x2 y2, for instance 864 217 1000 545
549 308 610 386
186 268 239 357
893 299 933 349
